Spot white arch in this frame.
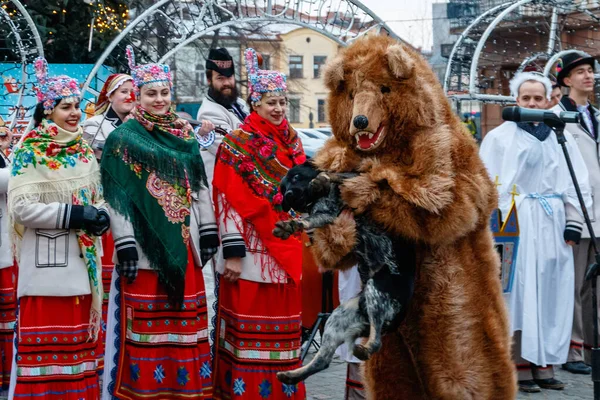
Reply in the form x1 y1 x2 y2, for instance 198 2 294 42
443 1 512 93
0 0 44 130
82 0 400 96
468 0 534 97
81 0 169 96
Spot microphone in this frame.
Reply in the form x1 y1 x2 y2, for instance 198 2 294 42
502 107 580 125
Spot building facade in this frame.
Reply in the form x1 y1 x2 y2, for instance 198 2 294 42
278 27 341 129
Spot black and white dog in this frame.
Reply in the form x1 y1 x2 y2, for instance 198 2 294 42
273 161 415 385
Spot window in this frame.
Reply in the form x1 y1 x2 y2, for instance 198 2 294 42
441 44 454 58
262 54 271 70
288 98 301 123
318 99 326 123
313 56 327 78
289 55 303 79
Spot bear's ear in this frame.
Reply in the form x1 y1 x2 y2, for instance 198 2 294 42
386 44 415 79
323 55 345 91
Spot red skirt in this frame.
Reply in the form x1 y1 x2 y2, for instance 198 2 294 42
13 295 100 399
0 263 16 392
213 277 306 400
100 233 115 374
110 252 212 399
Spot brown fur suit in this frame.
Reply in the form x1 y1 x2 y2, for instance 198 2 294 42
310 35 517 399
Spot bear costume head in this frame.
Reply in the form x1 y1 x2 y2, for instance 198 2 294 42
323 35 447 155
310 35 517 399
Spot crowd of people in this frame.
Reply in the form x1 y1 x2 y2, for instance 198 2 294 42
0 45 313 400
0 37 596 399
480 50 600 394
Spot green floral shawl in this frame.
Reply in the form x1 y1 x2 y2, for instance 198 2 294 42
100 116 207 306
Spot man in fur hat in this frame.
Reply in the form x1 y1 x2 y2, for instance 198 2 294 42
196 48 249 192
480 71 591 393
551 50 600 376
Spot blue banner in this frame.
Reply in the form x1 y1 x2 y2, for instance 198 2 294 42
0 63 114 142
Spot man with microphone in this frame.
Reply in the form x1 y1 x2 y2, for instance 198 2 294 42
551 51 600 376
480 71 592 393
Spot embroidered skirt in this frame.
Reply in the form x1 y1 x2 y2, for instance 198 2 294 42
213 277 306 400
103 253 212 399
100 232 115 375
9 294 100 400
0 263 16 394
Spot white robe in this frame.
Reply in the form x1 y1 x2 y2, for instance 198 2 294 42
479 121 592 366
335 266 362 363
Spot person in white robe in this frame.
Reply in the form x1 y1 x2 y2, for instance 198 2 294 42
479 71 592 393
335 266 366 400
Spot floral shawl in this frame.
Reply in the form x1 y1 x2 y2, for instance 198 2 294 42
8 119 103 340
213 112 306 282
101 108 207 306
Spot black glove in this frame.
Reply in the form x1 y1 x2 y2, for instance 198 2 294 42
88 209 110 236
69 205 110 236
564 227 582 245
115 237 139 283
0 156 6 169
199 231 219 266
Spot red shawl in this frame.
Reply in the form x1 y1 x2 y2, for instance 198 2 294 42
213 112 306 283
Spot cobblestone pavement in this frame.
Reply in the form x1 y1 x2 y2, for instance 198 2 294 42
304 353 594 399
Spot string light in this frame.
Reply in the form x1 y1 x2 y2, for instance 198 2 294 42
89 1 129 33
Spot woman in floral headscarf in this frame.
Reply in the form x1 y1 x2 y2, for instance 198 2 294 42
83 73 135 160
7 57 109 400
100 46 218 399
211 48 306 400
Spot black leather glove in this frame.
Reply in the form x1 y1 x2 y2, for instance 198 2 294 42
69 205 110 236
114 237 139 283
88 209 110 236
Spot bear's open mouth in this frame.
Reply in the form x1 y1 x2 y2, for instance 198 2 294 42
355 124 385 151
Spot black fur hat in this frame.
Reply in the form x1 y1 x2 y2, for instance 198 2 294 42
206 48 235 77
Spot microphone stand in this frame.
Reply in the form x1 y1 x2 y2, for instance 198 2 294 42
545 114 600 400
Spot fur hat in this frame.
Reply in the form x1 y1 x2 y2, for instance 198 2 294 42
245 48 286 105
556 50 596 87
206 48 235 77
94 73 134 115
509 72 552 101
34 57 81 114
126 45 172 95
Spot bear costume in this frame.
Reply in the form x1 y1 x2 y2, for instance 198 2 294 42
310 35 517 399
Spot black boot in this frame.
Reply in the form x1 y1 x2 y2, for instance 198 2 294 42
562 361 592 375
534 378 566 390
518 380 541 393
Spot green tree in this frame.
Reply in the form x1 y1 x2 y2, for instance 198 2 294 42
22 0 130 64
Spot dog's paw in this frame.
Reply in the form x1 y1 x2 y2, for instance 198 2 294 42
309 172 332 195
273 220 304 240
352 344 372 361
276 371 300 385
273 226 292 240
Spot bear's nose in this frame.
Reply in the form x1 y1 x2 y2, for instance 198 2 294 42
353 115 369 130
